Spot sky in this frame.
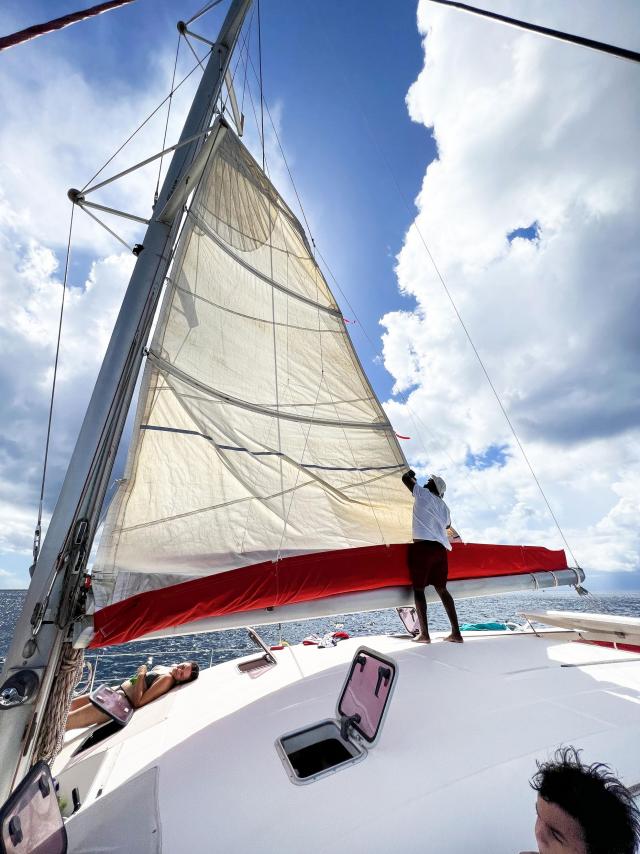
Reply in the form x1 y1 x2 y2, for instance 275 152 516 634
0 0 638 592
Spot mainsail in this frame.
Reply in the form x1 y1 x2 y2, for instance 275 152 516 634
92 122 412 609
89 121 571 647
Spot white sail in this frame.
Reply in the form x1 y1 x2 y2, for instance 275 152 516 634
92 123 411 607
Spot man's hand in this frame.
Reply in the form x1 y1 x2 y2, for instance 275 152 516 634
402 469 417 493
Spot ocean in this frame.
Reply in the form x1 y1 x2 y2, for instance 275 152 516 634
1 589 639 687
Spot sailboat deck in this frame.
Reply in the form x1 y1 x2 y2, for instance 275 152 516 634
56 630 640 852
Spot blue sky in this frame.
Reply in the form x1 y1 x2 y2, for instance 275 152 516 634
0 0 639 591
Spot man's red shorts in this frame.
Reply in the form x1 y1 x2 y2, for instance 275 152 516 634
408 539 448 589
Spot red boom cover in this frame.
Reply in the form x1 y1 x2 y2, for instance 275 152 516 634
90 541 567 648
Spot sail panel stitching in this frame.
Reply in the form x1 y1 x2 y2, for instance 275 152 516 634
172 280 344 332
187 209 341 316
149 353 393 431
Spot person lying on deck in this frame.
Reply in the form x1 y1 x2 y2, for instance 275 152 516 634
401 469 463 644
65 661 199 730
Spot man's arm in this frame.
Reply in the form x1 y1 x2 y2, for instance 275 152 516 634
447 524 463 544
401 469 416 494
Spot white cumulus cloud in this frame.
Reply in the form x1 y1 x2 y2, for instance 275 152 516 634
380 0 640 576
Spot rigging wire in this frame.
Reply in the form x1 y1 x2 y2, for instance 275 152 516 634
185 0 225 28
257 0 266 170
305 10 582 568
386 167 581 567
154 34 182 205
81 51 206 193
425 0 640 65
243 51 492 511
182 30 208 74
244 13 580 569
46 11 251 596
32 205 75 566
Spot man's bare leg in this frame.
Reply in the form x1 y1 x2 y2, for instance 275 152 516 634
412 587 431 643
435 585 463 642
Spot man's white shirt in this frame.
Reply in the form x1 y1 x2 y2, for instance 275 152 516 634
412 485 452 550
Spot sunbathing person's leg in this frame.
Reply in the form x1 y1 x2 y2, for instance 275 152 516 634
66 702 110 730
69 694 93 713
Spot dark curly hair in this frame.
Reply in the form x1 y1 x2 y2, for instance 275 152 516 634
530 746 640 854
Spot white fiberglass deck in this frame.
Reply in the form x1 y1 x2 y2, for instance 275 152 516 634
55 630 640 853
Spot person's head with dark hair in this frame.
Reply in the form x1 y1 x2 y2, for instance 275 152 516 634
528 746 640 854
171 661 200 684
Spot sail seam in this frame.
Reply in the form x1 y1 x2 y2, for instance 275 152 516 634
148 352 394 431
171 280 344 332
139 425 403 472
186 209 341 317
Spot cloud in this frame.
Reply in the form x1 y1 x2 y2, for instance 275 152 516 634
0 214 133 555
380 1 640 575
0 18 288 575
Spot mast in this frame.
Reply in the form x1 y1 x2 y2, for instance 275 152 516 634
0 0 253 800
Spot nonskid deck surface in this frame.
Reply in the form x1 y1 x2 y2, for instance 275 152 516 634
56 631 640 853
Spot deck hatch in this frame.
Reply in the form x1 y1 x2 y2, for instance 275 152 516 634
237 627 277 678
276 646 398 784
0 762 67 853
395 606 419 637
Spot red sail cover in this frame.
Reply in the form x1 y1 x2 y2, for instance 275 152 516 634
90 542 567 648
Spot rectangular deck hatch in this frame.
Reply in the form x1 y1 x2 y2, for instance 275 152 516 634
0 762 67 853
276 646 398 785
395 606 419 637
237 627 277 678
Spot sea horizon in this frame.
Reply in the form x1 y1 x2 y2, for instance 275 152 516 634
2 588 639 688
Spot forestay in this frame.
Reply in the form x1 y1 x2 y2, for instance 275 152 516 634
92 123 410 608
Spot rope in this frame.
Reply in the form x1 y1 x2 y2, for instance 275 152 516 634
32 205 75 566
0 0 136 53
32 644 84 765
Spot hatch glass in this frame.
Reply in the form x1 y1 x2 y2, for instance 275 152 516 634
0 762 67 854
396 606 419 636
337 646 397 745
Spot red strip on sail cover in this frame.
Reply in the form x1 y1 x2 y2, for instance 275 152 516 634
90 542 567 647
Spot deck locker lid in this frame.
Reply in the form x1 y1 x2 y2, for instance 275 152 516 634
336 646 398 747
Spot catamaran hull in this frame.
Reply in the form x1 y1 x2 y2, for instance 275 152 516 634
55 626 640 853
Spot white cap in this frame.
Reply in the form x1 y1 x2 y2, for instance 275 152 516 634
430 474 446 498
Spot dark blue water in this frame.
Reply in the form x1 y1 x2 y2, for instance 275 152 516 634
1 589 639 686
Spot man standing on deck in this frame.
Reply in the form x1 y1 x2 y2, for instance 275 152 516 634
401 469 463 644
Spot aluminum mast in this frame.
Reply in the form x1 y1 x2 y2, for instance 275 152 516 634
0 0 253 800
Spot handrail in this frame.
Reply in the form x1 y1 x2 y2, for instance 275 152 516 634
75 645 256 695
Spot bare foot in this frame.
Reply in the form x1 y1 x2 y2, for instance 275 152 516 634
412 634 431 644
443 634 463 643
